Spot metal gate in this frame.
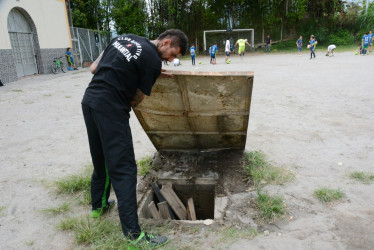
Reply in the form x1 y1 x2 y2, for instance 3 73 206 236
7 8 37 77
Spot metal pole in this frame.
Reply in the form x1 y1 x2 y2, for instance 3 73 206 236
252 30 254 51
366 0 369 14
204 31 206 52
88 29 93 61
77 29 83 68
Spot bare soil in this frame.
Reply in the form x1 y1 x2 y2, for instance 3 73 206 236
1 50 374 249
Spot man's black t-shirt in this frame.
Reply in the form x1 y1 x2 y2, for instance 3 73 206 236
82 34 161 121
266 37 271 44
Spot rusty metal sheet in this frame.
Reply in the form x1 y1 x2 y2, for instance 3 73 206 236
133 70 254 152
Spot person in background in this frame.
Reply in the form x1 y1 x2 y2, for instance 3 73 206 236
309 35 317 59
326 44 336 56
65 47 78 70
210 43 217 64
296 35 303 56
190 43 196 66
225 37 231 64
362 32 369 55
234 38 251 59
209 44 213 64
265 34 272 52
368 30 373 54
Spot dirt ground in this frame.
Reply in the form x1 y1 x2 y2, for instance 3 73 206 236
1 50 374 249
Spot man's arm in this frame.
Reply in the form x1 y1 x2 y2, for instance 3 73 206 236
90 51 104 74
246 41 251 47
130 89 145 108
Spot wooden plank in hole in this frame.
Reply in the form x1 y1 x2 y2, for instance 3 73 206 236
148 201 161 219
186 198 197 221
158 202 171 220
160 184 187 220
151 182 175 219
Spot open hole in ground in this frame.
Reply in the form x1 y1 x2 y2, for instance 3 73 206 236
139 183 215 221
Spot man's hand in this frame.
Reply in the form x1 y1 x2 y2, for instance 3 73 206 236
130 89 145 108
159 69 174 78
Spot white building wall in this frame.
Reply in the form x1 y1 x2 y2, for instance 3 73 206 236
0 0 71 49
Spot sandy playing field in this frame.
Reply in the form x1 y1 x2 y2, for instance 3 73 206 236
1 50 373 249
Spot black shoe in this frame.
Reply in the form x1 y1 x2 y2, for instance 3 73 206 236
91 199 115 218
128 232 168 247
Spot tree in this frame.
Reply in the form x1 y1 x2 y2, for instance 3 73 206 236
111 0 147 36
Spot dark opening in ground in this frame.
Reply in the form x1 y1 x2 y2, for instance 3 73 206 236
141 183 216 220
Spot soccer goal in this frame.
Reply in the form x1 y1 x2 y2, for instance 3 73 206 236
203 29 254 54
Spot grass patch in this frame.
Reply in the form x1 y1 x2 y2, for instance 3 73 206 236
244 151 293 187
0 206 6 217
59 216 153 249
65 96 72 98
219 227 257 243
349 171 374 184
43 93 52 97
24 101 34 104
314 188 345 203
12 89 22 92
137 156 152 176
257 192 286 221
54 167 92 205
25 240 34 246
42 202 71 215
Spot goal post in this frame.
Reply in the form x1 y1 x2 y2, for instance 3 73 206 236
203 28 254 53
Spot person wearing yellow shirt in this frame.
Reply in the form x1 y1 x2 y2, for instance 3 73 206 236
234 38 251 59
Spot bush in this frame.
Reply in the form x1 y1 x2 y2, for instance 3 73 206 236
328 29 355 45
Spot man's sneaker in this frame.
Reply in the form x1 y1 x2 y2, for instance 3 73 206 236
128 232 168 247
91 199 115 218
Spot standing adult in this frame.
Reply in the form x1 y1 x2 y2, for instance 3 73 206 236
296 35 303 56
190 43 196 66
81 29 188 246
225 37 231 64
234 38 251 59
265 34 272 53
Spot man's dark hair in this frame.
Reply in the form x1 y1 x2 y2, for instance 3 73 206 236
365 32 368 35
157 29 188 56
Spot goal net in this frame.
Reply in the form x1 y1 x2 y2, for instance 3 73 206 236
203 29 254 55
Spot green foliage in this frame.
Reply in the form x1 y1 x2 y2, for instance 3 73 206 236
328 29 355 45
314 188 345 203
137 156 153 176
244 151 294 187
257 192 286 220
111 0 147 36
350 171 374 184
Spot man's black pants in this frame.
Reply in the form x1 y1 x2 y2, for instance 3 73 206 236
82 104 141 237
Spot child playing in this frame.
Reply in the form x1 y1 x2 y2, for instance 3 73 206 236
296 36 303 55
190 44 196 66
309 35 317 59
326 44 336 56
65 47 78 70
210 43 217 64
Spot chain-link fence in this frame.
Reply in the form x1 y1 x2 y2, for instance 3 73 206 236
70 27 111 67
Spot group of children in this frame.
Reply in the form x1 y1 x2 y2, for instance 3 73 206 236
296 35 338 58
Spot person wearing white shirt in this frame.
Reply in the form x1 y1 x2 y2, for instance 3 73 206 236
326 44 336 56
225 37 231 64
